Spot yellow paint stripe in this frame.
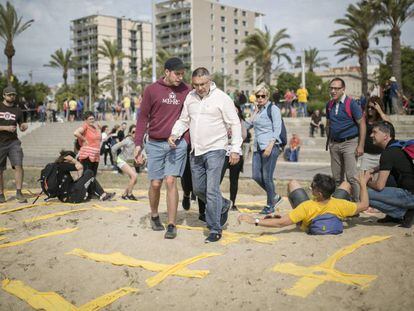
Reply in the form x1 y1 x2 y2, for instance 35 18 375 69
0 202 52 215
0 227 13 233
23 208 90 223
66 248 210 278
145 252 221 288
0 228 78 249
92 204 129 213
0 236 7 241
1 279 138 311
236 208 262 214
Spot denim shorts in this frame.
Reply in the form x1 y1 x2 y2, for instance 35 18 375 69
288 187 351 208
145 139 187 180
0 140 24 170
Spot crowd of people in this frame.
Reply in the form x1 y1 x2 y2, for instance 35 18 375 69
0 57 413 244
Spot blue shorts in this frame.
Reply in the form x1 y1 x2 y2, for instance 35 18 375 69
145 139 187 180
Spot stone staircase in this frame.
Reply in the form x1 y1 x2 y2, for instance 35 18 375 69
19 116 414 171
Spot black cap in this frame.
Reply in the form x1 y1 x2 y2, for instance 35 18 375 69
3 86 16 95
164 57 185 71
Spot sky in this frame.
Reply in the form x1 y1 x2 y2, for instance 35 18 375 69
1 0 413 86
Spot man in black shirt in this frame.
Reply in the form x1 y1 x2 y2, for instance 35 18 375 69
367 121 414 227
0 86 28 203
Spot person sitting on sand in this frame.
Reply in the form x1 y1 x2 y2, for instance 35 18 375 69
238 172 370 234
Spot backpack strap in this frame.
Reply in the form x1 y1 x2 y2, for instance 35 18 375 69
266 104 274 132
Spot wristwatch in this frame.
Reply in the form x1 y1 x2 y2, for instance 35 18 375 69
255 218 260 226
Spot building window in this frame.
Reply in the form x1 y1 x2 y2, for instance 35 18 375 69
234 8 238 15
221 26 226 32
234 49 239 54
245 31 249 36
211 35 214 40
242 10 246 16
234 39 238 44
211 56 214 62
234 29 238 35
235 69 239 74
234 19 238 25
221 16 225 22
221 58 224 64
242 20 247 27
221 47 224 53
245 60 249 66
221 36 225 42
211 13 214 20
221 5 225 10
211 3 213 9
211 46 215 52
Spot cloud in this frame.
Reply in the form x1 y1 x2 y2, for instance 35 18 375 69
1 0 413 86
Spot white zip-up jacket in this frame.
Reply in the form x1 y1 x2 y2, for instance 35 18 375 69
171 82 242 156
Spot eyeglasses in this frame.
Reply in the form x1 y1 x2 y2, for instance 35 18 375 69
329 87 343 91
192 81 210 88
256 94 267 99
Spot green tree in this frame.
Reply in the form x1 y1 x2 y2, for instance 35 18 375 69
331 2 383 96
141 48 172 82
294 47 330 72
378 46 414 96
372 0 414 92
0 1 33 85
98 39 125 102
276 72 299 93
44 48 73 87
211 72 234 90
236 26 294 85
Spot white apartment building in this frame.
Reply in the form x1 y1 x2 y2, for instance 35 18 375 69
155 0 262 92
71 15 152 97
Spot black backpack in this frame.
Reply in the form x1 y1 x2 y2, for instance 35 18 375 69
267 104 287 148
33 163 60 203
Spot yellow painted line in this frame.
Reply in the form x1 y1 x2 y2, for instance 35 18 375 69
92 204 129 213
2 279 138 311
0 236 7 241
23 208 90 223
237 208 262 214
67 248 212 280
0 227 13 234
237 201 266 207
0 202 53 215
176 224 279 245
0 228 78 249
272 235 391 298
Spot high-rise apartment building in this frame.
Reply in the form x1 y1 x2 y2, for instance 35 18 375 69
155 0 262 91
71 15 152 96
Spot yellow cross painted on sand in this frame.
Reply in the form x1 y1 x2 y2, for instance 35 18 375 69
271 235 391 298
176 224 279 245
67 248 221 288
2 279 138 311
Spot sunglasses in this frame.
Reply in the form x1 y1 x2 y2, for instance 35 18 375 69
256 94 266 99
5 93 16 96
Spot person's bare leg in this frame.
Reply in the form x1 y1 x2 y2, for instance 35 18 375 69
338 181 351 194
165 176 178 225
0 170 4 195
120 164 137 195
149 179 162 217
287 179 302 195
14 166 23 190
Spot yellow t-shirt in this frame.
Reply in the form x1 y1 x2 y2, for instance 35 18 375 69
288 197 357 231
296 88 308 103
123 97 131 109
69 100 77 111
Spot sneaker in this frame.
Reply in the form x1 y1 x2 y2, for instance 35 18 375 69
0 194 5 204
150 216 165 231
273 194 283 208
231 205 238 211
182 195 191 210
204 233 222 243
377 215 401 224
16 193 28 204
259 206 275 215
190 193 196 201
164 224 177 239
127 194 138 201
121 194 129 200
220 199 231 226
400 209 414 228
101 192 116 201
198 214 206 222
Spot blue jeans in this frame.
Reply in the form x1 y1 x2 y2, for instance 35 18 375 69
190 149 228 234
252 145 280 207
368 187 414 219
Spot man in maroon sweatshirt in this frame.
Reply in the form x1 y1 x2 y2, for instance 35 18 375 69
134 57 190 239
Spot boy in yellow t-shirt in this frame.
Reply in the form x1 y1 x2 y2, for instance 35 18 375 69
238 172 370 232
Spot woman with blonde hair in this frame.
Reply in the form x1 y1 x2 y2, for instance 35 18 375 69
247 84 283 214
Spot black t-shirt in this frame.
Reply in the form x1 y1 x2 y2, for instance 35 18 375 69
379 141 414 193
0 101 23 143
311 113 321 125
364 123 383 155
117 130 125 142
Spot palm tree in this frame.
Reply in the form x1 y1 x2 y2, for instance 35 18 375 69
0 1 33 85
294 47 330 72
236 26 294 85
98 39 125 102
330 2 383 95
373 0 414 90
44 48 73 87
141 48 173 82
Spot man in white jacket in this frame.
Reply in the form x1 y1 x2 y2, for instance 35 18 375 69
169 67 243 243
